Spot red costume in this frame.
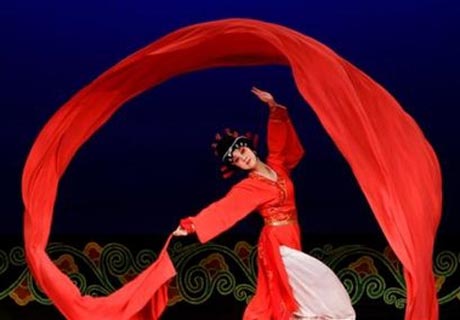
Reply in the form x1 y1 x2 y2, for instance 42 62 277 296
22 19 442 320
183 105 305 319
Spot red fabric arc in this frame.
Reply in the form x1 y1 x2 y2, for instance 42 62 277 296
22 18 441 319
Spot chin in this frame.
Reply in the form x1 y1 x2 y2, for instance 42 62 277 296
236 158 256 171
239 164 254 171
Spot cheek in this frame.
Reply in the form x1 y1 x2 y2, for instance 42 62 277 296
233 159 244 168
234 160 249 170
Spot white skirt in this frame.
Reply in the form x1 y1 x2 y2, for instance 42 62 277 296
280 246 356 320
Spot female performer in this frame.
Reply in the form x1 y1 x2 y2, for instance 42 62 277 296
173 87 355 320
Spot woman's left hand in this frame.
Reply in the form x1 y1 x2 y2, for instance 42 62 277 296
172 225 188 236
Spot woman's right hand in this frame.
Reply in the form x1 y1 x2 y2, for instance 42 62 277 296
172 225 188 236
251 87 276 106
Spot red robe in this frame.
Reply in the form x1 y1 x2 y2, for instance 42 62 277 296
22 19 442 320
188 106 305 319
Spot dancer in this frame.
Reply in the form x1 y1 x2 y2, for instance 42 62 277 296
173 87 355 320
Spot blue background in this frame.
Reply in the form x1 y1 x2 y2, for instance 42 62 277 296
1 0 458 237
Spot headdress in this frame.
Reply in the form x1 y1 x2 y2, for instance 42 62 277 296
211 128 259 179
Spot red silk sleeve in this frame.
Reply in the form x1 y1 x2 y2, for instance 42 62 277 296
266 105 305 171
22 19 441 320
189 179 274 243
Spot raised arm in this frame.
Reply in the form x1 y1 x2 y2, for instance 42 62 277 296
251 87 305 170
176 179 273 243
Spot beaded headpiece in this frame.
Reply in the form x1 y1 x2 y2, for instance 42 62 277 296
211 128 259 179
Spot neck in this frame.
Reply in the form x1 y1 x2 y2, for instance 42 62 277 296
252 158 270 174
249 159 277 181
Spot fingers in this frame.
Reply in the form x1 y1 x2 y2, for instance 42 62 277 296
173 226 188 237
173 230 187 236
251 89 266 100
251 87 271 99
251 87 275 105
251 87 263 95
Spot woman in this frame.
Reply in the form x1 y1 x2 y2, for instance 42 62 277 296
173 87 355 320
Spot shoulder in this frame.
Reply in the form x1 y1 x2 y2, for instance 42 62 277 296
228 176 273 195
228 176 277 205
232 176 262 190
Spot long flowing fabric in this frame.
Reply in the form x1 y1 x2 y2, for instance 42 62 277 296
22 18 442 319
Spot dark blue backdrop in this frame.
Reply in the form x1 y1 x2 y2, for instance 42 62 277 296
1 0 458 236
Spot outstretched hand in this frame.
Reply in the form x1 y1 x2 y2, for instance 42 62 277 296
172 225 188 237
251 87 276 105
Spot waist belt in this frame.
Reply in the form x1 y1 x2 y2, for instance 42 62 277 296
264 217 297 226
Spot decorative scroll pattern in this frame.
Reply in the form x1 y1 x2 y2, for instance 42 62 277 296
1 241 458 308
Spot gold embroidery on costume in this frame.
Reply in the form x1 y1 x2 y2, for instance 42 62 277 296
249 171 298 226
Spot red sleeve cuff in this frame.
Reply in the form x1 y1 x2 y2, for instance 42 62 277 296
269 104 289 121
180 217 196 234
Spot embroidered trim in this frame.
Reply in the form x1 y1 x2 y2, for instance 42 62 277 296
264 217 297 226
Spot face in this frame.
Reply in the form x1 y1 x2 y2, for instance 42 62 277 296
231 147 257 170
